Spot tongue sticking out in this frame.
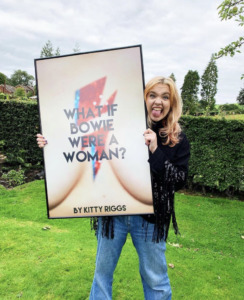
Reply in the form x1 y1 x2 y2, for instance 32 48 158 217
152 109 161 118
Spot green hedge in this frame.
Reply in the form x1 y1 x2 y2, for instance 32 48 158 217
181 116 244 193
0 100 243 194
0 99 42 167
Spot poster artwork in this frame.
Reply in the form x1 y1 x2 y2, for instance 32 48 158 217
35 45 153 218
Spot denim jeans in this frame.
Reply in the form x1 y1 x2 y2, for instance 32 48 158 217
89 215 172 300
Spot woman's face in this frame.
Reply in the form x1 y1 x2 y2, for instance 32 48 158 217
146 83 171 122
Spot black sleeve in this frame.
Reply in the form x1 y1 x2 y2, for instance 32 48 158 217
148 133 190 191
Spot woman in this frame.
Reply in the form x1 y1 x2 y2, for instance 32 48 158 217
37 76 190 300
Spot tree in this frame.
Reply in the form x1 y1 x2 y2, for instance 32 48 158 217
10 70 34 86
200 55 218 111
40 40 53 57
0 72 7 85
169 73 176 82
215 0 244 59
40 40 61 57
215 1 244 79
73 42 80 53
237 87 244 104
55 47 61 56
181 70 200 115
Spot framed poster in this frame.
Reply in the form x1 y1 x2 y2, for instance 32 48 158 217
35 45 153 218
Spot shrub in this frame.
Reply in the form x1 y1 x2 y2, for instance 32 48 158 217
2 168 26 187
0 99 243 195
180 116 244 194
218 103 244 115
15 87 26 98
219 103 239 112
0 99 42 168
27 90 34 98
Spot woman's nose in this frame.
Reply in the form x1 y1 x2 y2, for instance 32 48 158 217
155 97 162 104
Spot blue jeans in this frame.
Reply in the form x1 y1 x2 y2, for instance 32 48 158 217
89 215 172 300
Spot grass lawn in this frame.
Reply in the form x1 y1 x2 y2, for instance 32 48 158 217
0 181 243 299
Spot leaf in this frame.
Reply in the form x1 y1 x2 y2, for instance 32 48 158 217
16 292 23 298
42 226 51 230
168 263 175 269
168 242 183 248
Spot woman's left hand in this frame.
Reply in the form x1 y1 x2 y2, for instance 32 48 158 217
144 128 158 153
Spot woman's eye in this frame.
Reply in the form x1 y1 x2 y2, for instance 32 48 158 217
149 94 155 98
163 96 169 100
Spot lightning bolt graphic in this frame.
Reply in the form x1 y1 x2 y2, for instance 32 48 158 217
74 77 117 179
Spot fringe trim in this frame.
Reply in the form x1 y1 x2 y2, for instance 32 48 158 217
90 216 114 239
149 160 182 242
90 160 184 243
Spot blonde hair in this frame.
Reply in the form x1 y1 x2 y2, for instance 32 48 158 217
144 76 182 147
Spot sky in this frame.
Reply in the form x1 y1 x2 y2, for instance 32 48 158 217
0 0 243 104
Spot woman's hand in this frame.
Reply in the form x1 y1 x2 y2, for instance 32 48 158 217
36 133 47 148
144 128 158 153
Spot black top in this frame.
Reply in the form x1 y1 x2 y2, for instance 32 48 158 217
142 125 190 224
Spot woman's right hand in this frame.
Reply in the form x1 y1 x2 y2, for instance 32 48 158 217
36 133 47 148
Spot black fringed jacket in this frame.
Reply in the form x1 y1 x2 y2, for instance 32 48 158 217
142 130 190 242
